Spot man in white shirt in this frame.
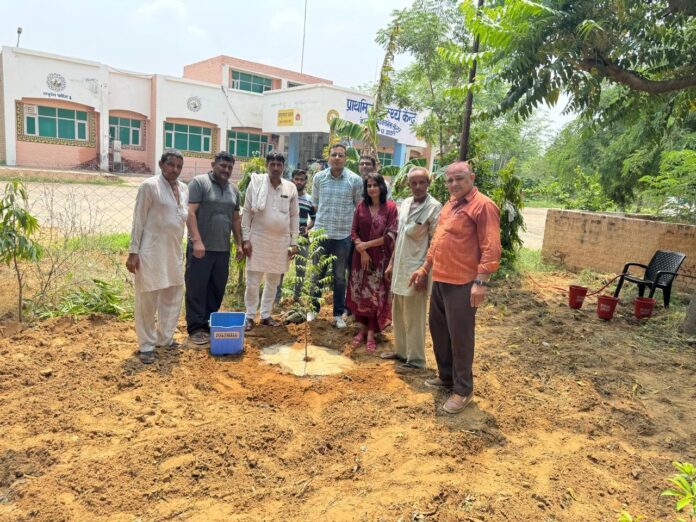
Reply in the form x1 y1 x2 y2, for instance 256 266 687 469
242 152 300 330
126 149 188 364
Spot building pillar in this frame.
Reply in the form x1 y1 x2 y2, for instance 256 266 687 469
2 52 17 166
221 64 230 87
288 132 300 169
393 142 408 167
151 75 163 174
98 81 109 171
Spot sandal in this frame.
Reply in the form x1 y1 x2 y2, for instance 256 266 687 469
260 317 281 327
352 332 365 347
138 351 155 364
380 351 399 360
244 318 254 332
366 339 377 353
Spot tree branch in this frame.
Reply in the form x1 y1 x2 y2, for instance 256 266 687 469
667 0 696 16
577 56 696 94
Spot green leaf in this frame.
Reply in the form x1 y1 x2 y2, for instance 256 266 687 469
675 496 692 511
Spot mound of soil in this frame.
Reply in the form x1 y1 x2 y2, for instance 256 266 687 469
1 273 694 521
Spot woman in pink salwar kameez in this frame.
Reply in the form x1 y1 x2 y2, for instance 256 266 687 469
347 173 398 353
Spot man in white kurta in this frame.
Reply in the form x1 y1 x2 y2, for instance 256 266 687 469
242 152 299 329
126 150 188 364
384 167 442 370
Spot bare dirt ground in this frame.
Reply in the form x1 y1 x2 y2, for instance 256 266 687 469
1 271 694 521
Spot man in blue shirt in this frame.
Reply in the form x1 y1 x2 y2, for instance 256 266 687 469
310 143 362 328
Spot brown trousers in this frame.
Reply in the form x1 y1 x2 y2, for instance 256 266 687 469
429 281 477 397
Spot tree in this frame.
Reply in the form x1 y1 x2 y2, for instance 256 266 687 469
461 0 696 123
329 15 401 160
532 85 695 209
0 181 42 322
377 0 466 160
290 229 335 361
375 1 530 269
458 0 484 161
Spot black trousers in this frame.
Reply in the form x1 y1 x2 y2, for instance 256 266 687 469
429 281 477 397
184 243 230 334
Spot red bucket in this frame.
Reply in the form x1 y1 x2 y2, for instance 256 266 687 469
633 297 656 319
568 285 588 309
597 295 619 320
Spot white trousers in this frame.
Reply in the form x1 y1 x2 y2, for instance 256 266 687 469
245 270 282 320
135 285 183 353
392 292 428 368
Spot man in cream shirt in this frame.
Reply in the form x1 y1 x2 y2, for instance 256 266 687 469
384 167 441 371
126 149 188 364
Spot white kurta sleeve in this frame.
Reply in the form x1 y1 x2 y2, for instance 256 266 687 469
241 185 253 242
129 182 153 254
289 186 300 246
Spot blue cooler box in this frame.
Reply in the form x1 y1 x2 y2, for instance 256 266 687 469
209 312 245 355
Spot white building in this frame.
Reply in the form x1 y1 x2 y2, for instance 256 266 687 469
0 46 429 179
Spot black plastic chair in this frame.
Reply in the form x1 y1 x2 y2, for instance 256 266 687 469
613 250 686 307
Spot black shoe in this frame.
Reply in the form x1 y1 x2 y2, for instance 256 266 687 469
189 331 209 345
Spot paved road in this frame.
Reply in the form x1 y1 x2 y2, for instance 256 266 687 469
519 207 548 250
11 180 549 249
22 181 140 235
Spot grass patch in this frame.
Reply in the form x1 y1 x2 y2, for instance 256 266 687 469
515 248 558 273
523 198 562 209
65 232 131 253
0 173 125 186
33 278 133 320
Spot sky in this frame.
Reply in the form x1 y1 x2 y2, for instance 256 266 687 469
0 0 414 88
0 0 571 131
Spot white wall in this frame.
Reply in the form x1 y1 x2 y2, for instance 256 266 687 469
157 76 263 129
108 72 151 116
1 46 111 166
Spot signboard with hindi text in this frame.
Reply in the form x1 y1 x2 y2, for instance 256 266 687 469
343 97 420 145
261 85 425 147
277 109 296 127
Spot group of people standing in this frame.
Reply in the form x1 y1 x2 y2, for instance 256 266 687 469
127 143 501 414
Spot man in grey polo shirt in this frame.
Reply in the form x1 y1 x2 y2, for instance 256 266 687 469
309 143 362 328
185 151 243 344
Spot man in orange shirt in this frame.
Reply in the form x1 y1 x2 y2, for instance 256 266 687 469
410 161 501 414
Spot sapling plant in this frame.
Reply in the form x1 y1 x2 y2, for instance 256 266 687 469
661 461 696 522
0 180 42 322
289 228 335 362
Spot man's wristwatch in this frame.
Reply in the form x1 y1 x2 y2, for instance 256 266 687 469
473 279 490 287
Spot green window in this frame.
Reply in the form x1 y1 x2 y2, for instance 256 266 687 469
25 116 36 135
109 116 142 146
227 130 269 158
231 70 273 93
25 104 89 140
378 152 393 167
164 122 213 153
